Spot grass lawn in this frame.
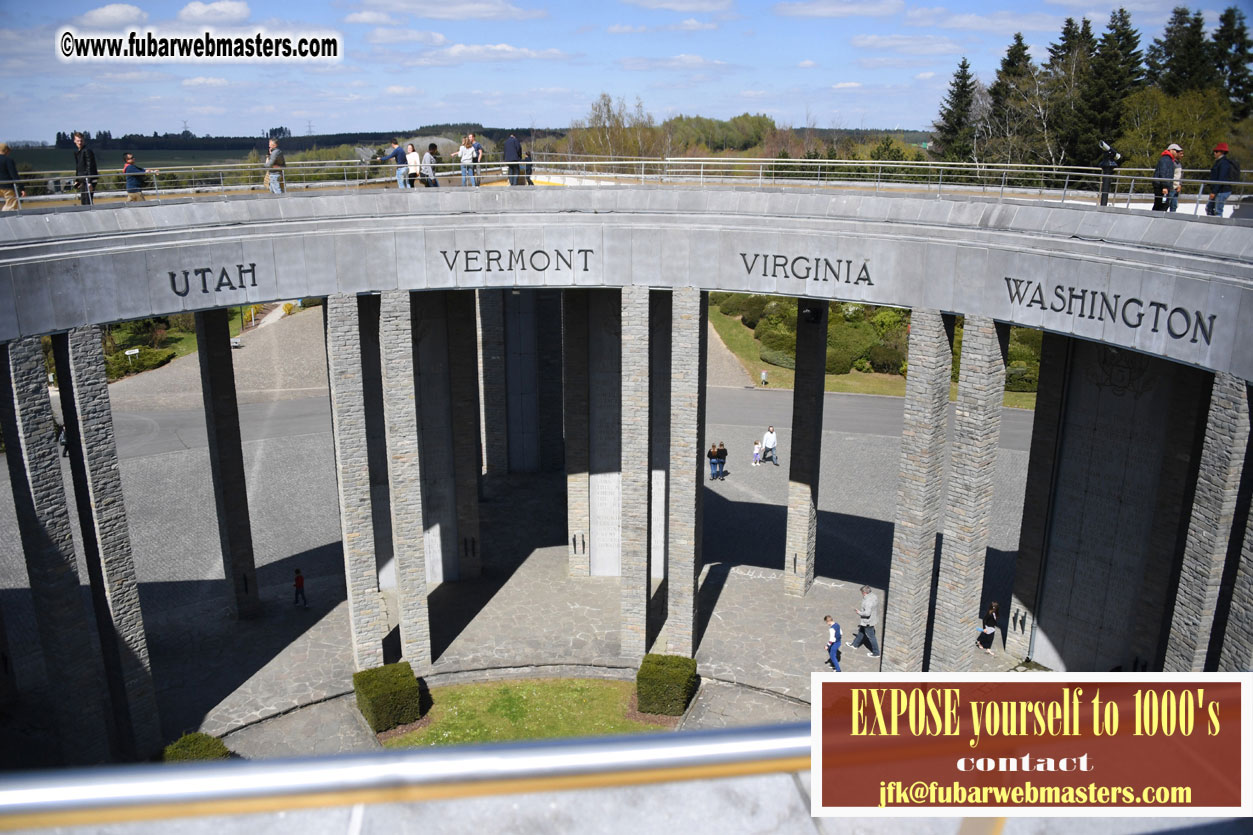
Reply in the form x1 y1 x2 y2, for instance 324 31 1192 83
382 679 673 748
708 306 1037 411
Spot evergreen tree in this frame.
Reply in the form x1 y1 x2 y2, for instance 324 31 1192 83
1046 18 1098 165
1146 7 1218 95
933 57 978 162
987 33 1036 164
1108 7 1145 89
1213 6 1253 120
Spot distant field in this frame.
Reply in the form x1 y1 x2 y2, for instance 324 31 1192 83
13 147 256 173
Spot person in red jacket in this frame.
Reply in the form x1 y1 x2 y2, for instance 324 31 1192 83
294 568 308 608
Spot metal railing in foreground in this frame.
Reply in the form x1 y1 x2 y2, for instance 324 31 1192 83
4 155 1247 212
0 722 811 831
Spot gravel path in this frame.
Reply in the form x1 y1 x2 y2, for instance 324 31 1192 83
706 320 754 388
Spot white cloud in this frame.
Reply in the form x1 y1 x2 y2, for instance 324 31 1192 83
77 4 148 27
832 81 861 89
915 71 936 80
774 0 904 18
672 18 717 30
741 89 767 97
406 43 568 66
385 85 419 95
851 34 961 55
364 0 545 20
905 7 1059 34
367 28 447 45
98 70 169 82
344 11 398 24
183 76 229 86
619 53 730 71
797 59 816 68
608 24 647 33
622 0 731 10
178 1 250 24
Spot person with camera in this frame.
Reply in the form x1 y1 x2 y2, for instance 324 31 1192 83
1152 143 1181 212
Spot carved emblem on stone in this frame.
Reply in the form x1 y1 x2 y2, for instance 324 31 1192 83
1087 347 1157 399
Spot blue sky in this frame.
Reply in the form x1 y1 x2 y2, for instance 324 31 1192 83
0 1 1224 142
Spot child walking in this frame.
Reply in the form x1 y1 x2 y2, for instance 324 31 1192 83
752 440 761 466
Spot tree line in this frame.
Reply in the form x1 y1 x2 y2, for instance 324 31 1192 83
931 5 1251 171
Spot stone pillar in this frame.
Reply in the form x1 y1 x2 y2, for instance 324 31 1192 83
1163 373 1250 672
537 290 566 473
882 309 952 673
325 295 387 671
477 289 509 481
447 290 482 580
930 317 1008 671
649 291 672 582
667 288 707 657
564 290 591 575
52 327 162 759
194 309 261 618
784 299 829 597
588 290 623 575
415 292 459 584
379 291 431 669
0 338 111 764
620 286 651 659
1219 492 1253 672
1004 333 1068 661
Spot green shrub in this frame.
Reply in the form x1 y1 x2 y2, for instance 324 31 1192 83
163 732 230 762
757 326 794 355
826 319 876 374
354 661 424 732
852 358 872 373
104 346 176 381
760 348 796 369
300 297 325 308
826 346 852 374
1005 361 1039 392
867 344 905 374
737 295 770 329
636 654 699 716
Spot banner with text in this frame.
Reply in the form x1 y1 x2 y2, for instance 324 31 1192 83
811 673 1250 816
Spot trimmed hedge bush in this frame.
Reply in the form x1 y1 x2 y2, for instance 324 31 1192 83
760 347 795 369
104 346 176 381
636 654 699 716
866 344 905 375
163 732 230 762
354 661 424 732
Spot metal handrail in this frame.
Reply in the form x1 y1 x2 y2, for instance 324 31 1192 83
0 722 811 830
3 154 1246 211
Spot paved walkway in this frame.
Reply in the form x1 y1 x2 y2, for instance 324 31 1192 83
0 308 1024 769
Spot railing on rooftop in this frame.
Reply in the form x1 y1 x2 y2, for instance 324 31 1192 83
2 154 1246 214
0 722 811 830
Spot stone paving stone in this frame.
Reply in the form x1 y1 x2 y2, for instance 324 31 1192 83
223 694 379 759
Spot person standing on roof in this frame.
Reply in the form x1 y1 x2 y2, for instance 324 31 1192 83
1206 142 1239 217
1152 143 1181 212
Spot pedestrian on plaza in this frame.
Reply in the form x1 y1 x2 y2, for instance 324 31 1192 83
1152 143 1181 211
72 132 98 206
1206 142 1239 217
762 425 779 466
264 138 285 194
716 442 728 480
503 131 522 186
379 139 409 189
420 143 440 187
0 143 24 211
294 568 308 608
405 143 420 189
122 153 159 203
456 136 478 186
824 615 842 672
55 421 68 457
977 601 999 655
469 132 484 183
707 442 720 480
752 439 761 467
1169 145 1184 212
848 585 881 657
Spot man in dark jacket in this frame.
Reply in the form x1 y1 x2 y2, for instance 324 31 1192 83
0 143 24 211
1206 142 1238 217
73 132 97 206
122 153 158 202
503 132 522 186
1152 144 1180 212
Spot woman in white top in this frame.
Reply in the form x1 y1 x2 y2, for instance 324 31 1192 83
456 137 477 186
421 142 439 187
405 143 420 189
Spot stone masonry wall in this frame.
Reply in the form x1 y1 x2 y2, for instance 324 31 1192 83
619 285 650 659
783 299 828 597
883 309 952 672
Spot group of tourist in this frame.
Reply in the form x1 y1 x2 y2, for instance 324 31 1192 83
824 586 883 672
706 426 779 481
1152 140 1240 216
377 139 442 189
